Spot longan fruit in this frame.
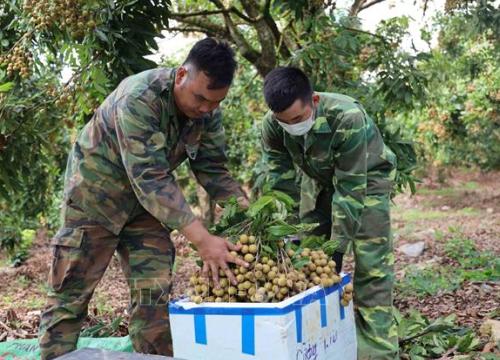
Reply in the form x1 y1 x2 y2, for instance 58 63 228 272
343 292 353 301
244 254 254 262
228 286 237 295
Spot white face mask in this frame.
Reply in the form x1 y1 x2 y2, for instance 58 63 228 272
276 109 315 136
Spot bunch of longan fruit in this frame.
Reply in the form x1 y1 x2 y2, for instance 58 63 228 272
187 234 353 305
22 0 96 38
0 46 33 79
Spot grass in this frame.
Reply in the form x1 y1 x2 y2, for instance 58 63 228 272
416 181 479 196
0 277 46 309
15 275 31 289
444 232 500 282
91 292 115 315
23 295 46 309
393 207 480 222
397 264 462 298
396 229 499 298
0 256 9 267
0 294 15 308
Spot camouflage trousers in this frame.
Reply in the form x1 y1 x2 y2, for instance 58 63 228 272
38 201 175 360
303 190 398 360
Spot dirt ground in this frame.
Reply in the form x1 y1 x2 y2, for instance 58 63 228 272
0 168 498 342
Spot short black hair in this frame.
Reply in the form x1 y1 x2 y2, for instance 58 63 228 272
184 37 237 89
263 67 313 113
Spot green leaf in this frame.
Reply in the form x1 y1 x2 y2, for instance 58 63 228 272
271 190 296 208
247 195 274 217
0 82 14 92
267 224 298 237
292 257 310 270
321 240 340 255
262 245 273 255
95 29 109 43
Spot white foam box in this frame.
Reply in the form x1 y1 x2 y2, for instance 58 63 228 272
169 273 357 360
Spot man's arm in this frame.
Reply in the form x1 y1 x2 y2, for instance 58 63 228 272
189 109 246 202
261 115 300 200
330 106 368 253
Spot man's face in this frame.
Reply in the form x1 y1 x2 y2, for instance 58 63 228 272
272 94 320 124
174 66 229 119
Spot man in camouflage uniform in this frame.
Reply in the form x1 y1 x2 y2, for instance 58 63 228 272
39 38 249 359
261 67 398 359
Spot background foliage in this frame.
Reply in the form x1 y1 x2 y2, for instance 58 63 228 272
0 0 498 262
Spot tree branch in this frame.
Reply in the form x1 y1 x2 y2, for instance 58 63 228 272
349 0 367 16
166 26 217 36
239 0 277 75
261 0 292 59
171 6 262 24
171 9 229 18
340 25 389 44
359 0 387 12
422 0 430 16
206 0 263 72
168 16 229 38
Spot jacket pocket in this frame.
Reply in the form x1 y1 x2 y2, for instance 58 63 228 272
49 228 85 292
50 227 84 248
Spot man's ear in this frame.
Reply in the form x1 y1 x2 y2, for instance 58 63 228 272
312 93 320 106
176 66 188 85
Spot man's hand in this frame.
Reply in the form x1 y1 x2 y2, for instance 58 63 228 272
214 195 249 220
181 220 248 287
237 196 249 209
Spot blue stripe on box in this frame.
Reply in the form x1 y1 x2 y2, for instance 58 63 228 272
169 274 351 316
295 307 302 343
242 314 255 355
339 291 345 320
319 293 327 327
194 314 207 344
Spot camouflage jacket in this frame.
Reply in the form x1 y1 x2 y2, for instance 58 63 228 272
64 68 244 235
261 92 397 251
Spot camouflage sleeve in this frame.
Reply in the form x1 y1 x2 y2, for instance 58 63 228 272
189 109 245 201
331 107 368 253
261 114 300 201
114 95 197 230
